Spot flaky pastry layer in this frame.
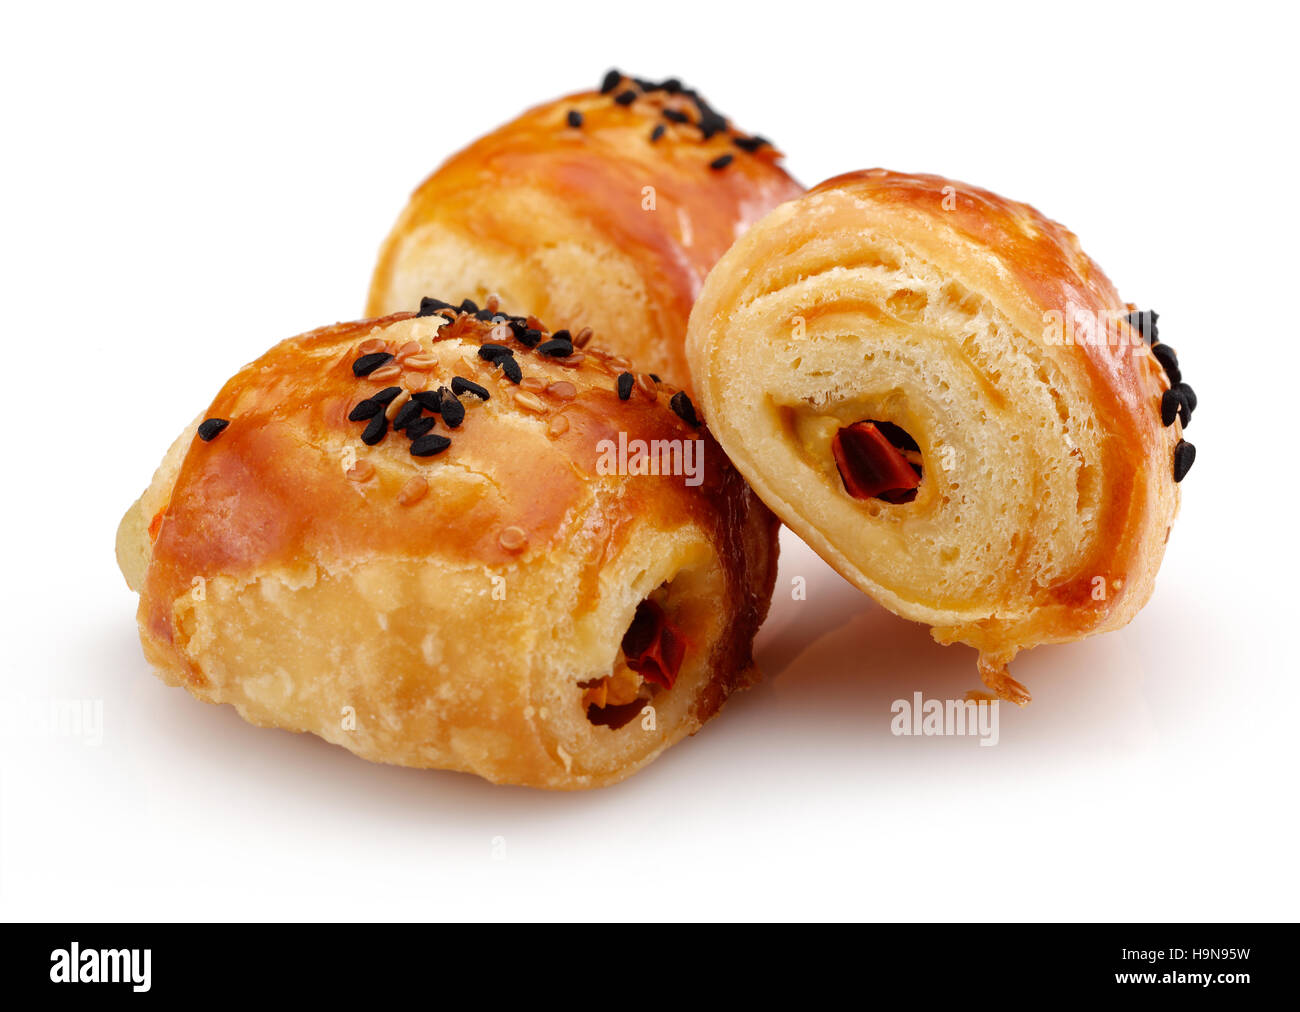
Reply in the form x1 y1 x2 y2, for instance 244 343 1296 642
366 71 803 393
686 169 1186 702
118 307 778 788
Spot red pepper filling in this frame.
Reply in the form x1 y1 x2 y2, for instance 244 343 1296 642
832 421 922 504
620 600 685 690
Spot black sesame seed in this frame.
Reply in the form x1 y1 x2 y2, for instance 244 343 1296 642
459 298 479 314
505 319 531 342
1174 381 1197 414
1126 309 1159 344
348 399 381 422
500 357 523 384
649 373 661 383
353 352 393 377
662 78 682 94
439 388 466 428
709 153 734 171
478 343 514 362
650 124 666 143
410 434 451 457
1152 343 1179 374
600 69 622 94
197 418 229 441
392 399 423 431
412 390 443 413
634 77 658 92
567 109 583 128
616 372 634 400
418 296 452 317
451 376 490 400
361 414 388 445
537 338 574 357
670 391 700 426
697 110 726 139
1173 439 1196 482
516 327 542 347
405 416 436 439
475 309 497 322
1160 388 1184 427
614 89 637 106
734 135 770 152
552 329 571 343
371 386 402 405
1156 358 1181 386
662 108 690 124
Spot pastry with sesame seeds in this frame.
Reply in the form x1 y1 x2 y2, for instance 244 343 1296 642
115 303 778 790
365 71 803 395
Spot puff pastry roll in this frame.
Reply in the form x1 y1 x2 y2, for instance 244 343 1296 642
366 70 803 393
686 169 1195 703
116 301 778 789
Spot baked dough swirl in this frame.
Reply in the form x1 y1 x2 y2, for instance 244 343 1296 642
366 70 803 393
116 301 778 788
685 169 1193 703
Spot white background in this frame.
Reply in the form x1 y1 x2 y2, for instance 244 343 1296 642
2 1 1295 921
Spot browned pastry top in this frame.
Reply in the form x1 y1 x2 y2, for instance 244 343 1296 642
368 71 804 374
140 303 757 687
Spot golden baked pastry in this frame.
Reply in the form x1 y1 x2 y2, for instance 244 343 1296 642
116 300 778 789
685 169 1195 703
366 70 804 393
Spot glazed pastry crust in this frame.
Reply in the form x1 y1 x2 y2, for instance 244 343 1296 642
686 169 1183 701
117 310 778 789
365 75 803 393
